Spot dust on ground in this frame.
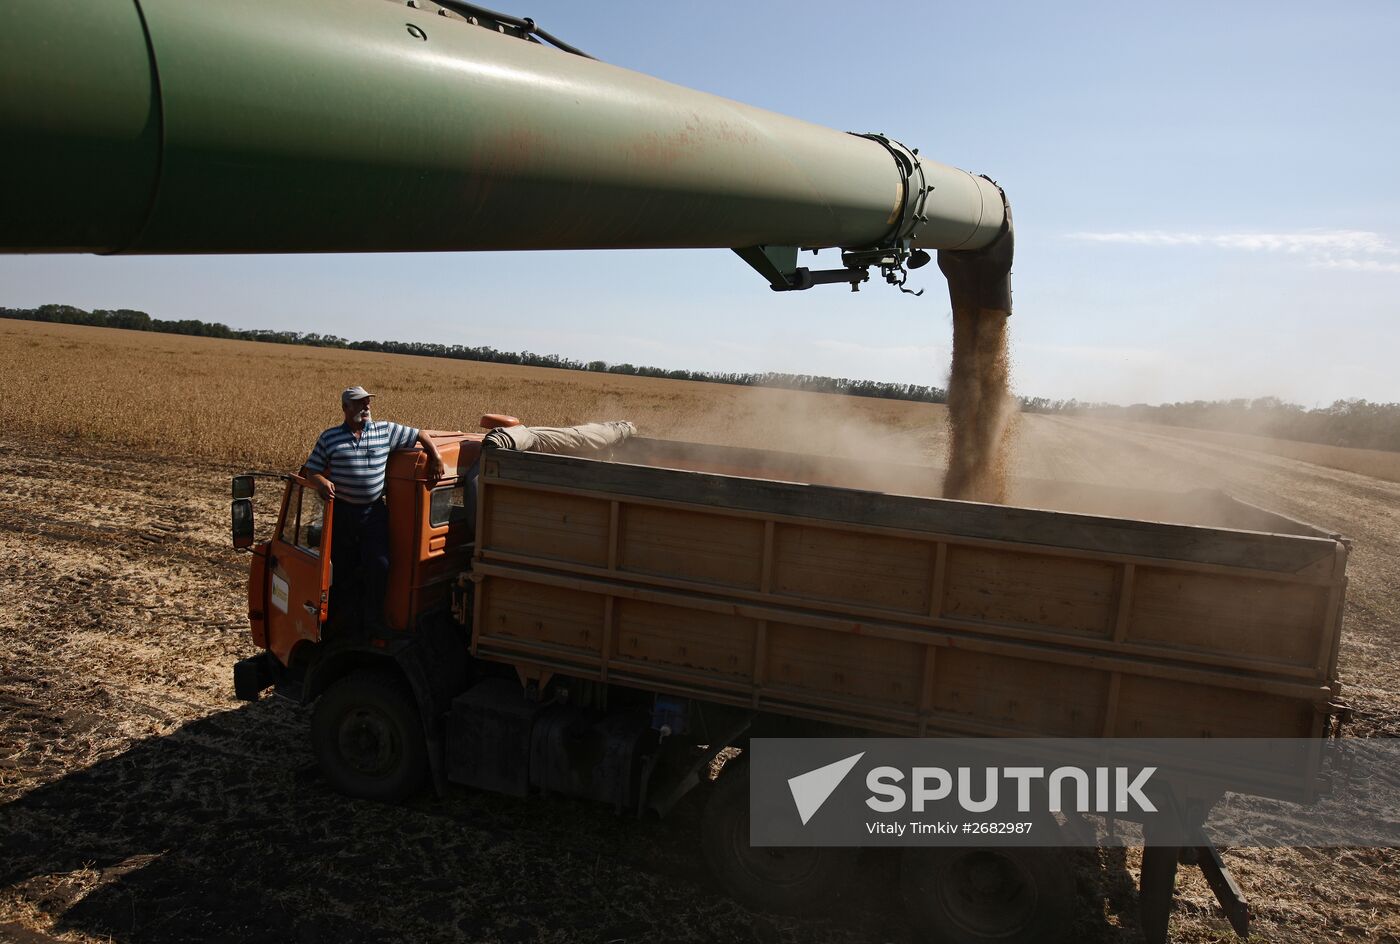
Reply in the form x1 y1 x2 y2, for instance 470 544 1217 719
2 414 1399 943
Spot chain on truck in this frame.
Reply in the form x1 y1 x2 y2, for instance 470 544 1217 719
1 1 1352 942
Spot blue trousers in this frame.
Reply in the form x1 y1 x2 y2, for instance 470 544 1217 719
331 497 389 629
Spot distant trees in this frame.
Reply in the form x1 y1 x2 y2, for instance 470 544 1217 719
13 304 240 342
1020 396 1080 414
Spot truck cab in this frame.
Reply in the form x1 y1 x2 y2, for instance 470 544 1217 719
232 427 491 741
239 431 481 647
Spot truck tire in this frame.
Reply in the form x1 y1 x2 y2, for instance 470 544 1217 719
311 669 428 801
900 845 1073 944
700 759 856 915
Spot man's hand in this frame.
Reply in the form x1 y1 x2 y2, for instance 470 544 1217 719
312 475 335 501
418 430 446 482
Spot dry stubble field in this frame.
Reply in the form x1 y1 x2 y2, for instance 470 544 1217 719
1 319 1397 944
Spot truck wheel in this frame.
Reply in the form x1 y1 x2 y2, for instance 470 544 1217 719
700 759 856 914
311 669 428 801
901 846 1072 944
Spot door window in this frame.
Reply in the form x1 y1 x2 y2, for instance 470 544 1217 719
279 483 327 557
295 490 327 556
279 484 300 545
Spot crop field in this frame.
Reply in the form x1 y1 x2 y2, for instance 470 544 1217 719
1 319 1398 944
0 320 951 471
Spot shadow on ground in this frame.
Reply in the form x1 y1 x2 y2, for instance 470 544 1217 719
0 703 1142 944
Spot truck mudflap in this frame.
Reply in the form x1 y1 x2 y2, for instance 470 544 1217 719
233 651 281 701
1139 805 1251 944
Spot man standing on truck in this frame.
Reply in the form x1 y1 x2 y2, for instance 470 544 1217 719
304 386 446 632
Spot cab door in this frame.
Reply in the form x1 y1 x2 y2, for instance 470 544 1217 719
264 478 334 665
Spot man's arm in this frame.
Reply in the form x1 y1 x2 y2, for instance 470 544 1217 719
304 435 335 500
385 423 445 481
417 430 446 481
305 469 335 501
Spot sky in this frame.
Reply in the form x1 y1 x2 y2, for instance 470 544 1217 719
3 0 1397 406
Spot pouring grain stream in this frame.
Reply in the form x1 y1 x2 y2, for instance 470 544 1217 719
945 309 1016 502
938 200 1017 503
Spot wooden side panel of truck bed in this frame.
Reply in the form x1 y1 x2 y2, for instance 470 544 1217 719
468 444 1347 753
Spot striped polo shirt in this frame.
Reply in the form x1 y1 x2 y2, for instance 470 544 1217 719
305 420 419 505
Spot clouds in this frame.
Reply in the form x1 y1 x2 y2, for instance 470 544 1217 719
1062 229 1400 272
1311 256 1400 274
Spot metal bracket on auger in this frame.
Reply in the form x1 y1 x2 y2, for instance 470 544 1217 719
731 244 869 292
732 134 937 294
732 240 930 295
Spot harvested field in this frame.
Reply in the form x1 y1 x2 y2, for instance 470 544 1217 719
1096 419 1400 486
1 322 1398 943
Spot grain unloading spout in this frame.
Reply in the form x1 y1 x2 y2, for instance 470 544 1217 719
937 184 1015 317
0 0 1007 295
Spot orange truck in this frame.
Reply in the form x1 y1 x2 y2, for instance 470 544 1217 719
231 419 1350 944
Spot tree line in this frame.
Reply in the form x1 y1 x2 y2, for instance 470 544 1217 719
1 304 949 403
1026 395 1400 454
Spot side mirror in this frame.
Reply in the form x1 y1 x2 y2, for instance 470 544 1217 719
232 498 254 549
232 475 255 499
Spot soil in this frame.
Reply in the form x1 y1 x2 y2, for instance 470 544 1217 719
2 419 1397 944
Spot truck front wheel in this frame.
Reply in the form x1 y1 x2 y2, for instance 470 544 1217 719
701 759 856 914
900 845 1072 944
311 669 428 801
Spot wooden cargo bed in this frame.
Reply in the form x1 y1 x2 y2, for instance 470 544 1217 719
468 438 1348 758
